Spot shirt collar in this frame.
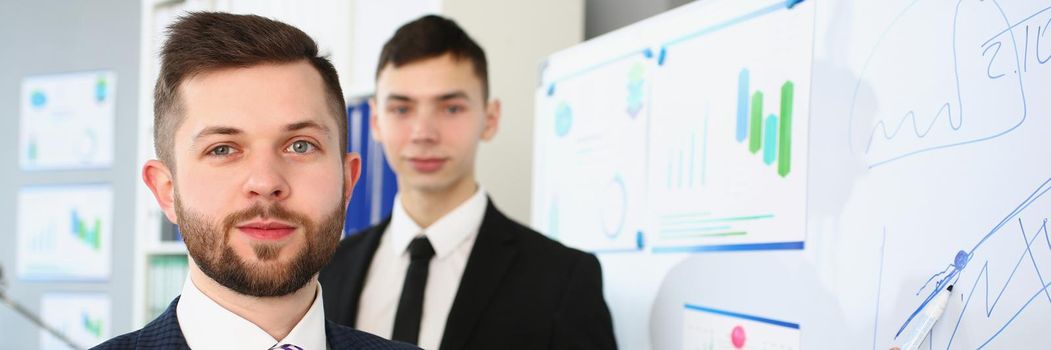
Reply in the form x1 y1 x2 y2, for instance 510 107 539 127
387 185 488 259
176 275 328 350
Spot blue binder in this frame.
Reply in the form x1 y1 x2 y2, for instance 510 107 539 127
344 98 398 237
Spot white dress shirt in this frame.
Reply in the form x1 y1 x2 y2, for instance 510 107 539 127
176 275 329 350
356 187 488 350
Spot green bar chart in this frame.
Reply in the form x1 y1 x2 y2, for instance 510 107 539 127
736 68 794 177
72 209 102 251
778 81 793 177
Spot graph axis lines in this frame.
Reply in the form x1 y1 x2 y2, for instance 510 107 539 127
873 228 888 350
889 177 1051 348
847 0 1028 170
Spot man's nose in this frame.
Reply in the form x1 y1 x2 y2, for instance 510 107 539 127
409 108 439 144
242 152 291 201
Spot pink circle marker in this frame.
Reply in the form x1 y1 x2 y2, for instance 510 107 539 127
731 325 746 349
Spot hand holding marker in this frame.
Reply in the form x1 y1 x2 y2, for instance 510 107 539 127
890 284 953 350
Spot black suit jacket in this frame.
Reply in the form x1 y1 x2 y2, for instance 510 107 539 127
320 201 617 350
92 297 417 349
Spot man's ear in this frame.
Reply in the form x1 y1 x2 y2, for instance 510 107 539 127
368 97 383 143
343 153 363 210
143 159 178 224
481 98 501 141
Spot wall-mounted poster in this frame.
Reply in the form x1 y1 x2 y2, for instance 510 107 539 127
40 293 110 350
19 71 116 170
16 184 113 281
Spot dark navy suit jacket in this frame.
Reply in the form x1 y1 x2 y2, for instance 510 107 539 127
92 297 417 349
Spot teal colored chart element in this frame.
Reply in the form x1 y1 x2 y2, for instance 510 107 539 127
626 62 645 118
555 102 573 137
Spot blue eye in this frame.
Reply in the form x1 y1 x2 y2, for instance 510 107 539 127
287 140 315 154
446 105 463 114
210 145 233 156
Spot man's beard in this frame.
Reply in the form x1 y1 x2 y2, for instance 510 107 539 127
175 196 344 297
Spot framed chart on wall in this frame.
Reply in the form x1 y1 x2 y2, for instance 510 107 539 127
16 184 113 281
19 71 116 171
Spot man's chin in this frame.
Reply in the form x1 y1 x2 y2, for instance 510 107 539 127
247 242 291 262
229 233 299 261
210 257 311 297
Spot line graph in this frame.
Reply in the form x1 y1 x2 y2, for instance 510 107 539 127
847 0 1029 169
890 177 1051 348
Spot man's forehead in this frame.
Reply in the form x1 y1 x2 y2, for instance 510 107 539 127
173 62 338 140
178 62 327 107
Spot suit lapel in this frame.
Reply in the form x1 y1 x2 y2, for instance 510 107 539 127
325 320 352 348
340 222 388 326
136 297 189 349
439 201 518 349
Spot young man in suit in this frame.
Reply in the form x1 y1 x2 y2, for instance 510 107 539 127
319 15 617 349
95 12 413 349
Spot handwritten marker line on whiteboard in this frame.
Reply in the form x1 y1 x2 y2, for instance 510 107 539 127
893 285 953 350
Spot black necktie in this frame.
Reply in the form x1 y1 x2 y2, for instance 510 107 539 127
392 236 435 344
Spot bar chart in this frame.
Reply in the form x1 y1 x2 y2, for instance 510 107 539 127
663 114 709 190
737 68 794 177
645 0 812 252
17 184 112 281
40 293 110 350
70 210 102 252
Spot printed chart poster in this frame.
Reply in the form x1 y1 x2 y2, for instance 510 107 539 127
533 51 651 253
683 304 800 350
20 71 116 170
17 185 113 281
40 293 110 350
646 0 813 253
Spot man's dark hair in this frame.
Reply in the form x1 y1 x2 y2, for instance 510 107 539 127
376 15 490 99
154 12 346 169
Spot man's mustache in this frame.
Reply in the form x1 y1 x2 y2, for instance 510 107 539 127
220 203 312 240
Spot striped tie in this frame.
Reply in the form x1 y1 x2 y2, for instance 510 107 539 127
273 344 303 350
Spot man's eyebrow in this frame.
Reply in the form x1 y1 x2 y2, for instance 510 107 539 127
436 91 470 101
286 120 330 135
191 121 328 143
384 92 471 103
385 94 413 103
193 126 242 141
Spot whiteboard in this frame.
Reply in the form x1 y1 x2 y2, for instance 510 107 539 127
531 0 1051 348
